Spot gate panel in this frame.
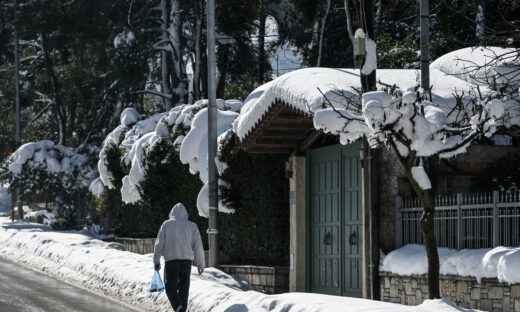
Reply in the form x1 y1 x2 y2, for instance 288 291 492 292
342 143 362 297
309 145 342 295
308 143 362 297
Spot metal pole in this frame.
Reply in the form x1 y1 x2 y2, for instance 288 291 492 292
359 0 376 299
14 0 23 220
206 0 218 267
420 0 430 92
367 143 374 300
359 0 376 93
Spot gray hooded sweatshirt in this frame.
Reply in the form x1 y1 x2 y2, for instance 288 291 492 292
153 203 205 270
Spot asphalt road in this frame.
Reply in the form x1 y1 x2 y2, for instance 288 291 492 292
0 256 141 312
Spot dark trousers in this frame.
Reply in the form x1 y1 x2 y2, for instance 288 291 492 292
164 260 192 312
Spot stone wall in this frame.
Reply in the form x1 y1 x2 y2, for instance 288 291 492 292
114 238 155 254
115 240 290 294
380 272 520 312
219 265 289 294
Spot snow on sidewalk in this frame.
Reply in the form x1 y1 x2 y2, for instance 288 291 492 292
0 218 476 312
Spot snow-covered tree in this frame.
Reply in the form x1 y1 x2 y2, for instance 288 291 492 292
8 140 95 224
314 83 516 298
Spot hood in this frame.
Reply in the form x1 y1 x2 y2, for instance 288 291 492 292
169 203 188 220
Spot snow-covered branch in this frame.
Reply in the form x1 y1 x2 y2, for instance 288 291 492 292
317 84 510 166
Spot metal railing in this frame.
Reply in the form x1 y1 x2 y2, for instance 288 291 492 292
395 191 520 249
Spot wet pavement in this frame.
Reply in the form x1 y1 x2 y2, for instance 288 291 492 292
0 256 141 312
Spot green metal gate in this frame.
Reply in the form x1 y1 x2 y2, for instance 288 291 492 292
308 143 362 297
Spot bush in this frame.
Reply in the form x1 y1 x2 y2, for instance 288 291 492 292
93 124 206 243
219 135 289 266
8 140 94 227
377 33 419 69
138 139 206 243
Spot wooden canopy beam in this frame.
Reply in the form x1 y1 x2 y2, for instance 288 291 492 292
239 99 320 154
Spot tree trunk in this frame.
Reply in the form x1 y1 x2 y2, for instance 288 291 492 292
256 9 266 85
216 45 229 99
193 0 203 101
169 0 187 106
161 0 173 110
39 32 67 146
317 0 332 67
420 189 440 299
343 0 357 67
200 53 208 99
66 100 77 145
406 169 440 299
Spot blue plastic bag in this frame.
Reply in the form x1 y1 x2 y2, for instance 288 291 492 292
149 270 165 293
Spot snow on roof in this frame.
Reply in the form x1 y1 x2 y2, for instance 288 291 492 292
431 46 520 87
233 67 484 141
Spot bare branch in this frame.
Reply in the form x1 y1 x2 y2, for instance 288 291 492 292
135 89 173 100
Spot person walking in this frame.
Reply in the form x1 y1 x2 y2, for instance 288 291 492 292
153 203 205 312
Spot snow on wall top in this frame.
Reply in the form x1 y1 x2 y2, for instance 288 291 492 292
381 244 520 285
233 67 484 141
431 46 520 87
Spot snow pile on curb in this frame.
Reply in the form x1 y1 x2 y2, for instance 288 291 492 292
381 244 520 284
0 218 476 312
23 206 57 225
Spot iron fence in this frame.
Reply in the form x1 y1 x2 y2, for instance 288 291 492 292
395 191 520 249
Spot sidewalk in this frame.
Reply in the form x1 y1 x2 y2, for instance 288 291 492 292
0 217 477 312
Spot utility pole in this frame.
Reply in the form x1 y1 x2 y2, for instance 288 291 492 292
359 0 376 93
359 0 376 301
14 0 23 220
206 0 218 267
420 0 430 92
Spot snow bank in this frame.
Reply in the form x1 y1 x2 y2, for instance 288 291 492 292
0 218 475 312
431 47 520 87
23 206 57 226
381 244 520 284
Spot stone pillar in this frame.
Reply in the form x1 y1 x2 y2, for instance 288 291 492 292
289 156 306 292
